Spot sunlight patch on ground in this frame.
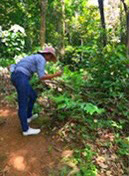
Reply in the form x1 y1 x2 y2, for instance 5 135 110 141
8 151 30 172
13 156 26 171
8 150 40 173
62 150 73 158
9 155 26 171
0 109 11 118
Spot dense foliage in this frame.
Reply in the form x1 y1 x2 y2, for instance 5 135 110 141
0 0 129 175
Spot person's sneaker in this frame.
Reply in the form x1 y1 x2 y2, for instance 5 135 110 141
23 127 41 136
27 114 38 123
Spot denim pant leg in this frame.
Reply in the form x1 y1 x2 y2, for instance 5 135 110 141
11 72 29 132
27 86 37 119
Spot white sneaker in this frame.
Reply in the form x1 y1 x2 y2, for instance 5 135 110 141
23 127 41 136
27 114 38 123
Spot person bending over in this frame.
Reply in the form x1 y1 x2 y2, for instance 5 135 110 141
10 47 62 136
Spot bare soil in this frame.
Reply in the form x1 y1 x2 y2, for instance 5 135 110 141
0 105 64 176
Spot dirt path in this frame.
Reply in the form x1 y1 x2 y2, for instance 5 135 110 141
0 105 64 176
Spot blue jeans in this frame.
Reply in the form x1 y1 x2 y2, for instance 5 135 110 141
11 71 37 131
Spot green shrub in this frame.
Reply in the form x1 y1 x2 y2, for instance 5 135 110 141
0 24 26 59
116 137 129 156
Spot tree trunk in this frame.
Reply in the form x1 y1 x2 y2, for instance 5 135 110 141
98 0 107 47
127 12 129 58
61 0 65 59
121 0 129 58
120 2 124 43
40 0 48 48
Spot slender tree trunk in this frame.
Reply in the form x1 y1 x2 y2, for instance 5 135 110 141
127 12 129 58
98 0 107 47
61 0 65 59
121 0 129 58
80 39 84 62
120 2 123 43
40 0 48 48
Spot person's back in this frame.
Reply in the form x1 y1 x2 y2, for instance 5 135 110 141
10 54 46 79
15 54 46 78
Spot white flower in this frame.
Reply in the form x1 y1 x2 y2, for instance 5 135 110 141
2 31 9 37
9 24 25 33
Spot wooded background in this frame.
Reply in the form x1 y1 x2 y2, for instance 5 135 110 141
0 1 129 176
0 0 129 59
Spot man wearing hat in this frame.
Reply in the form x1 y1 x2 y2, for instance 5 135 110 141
10 47 62 136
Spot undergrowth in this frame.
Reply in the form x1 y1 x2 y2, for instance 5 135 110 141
1 44 129 176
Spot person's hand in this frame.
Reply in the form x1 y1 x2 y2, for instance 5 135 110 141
55 71 63 77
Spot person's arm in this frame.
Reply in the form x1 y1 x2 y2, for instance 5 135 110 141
40 71 62 80
36 55 63 81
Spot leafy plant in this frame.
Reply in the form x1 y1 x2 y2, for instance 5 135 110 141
116 137 129 156
63 146 97 176
4 92 17 104
0 24 26 59
50 92 104 121
33 103 42 114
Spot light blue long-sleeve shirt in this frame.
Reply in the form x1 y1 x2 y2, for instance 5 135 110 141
10 54 46 78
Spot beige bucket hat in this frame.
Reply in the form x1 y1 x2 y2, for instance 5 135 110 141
38 47 56 61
